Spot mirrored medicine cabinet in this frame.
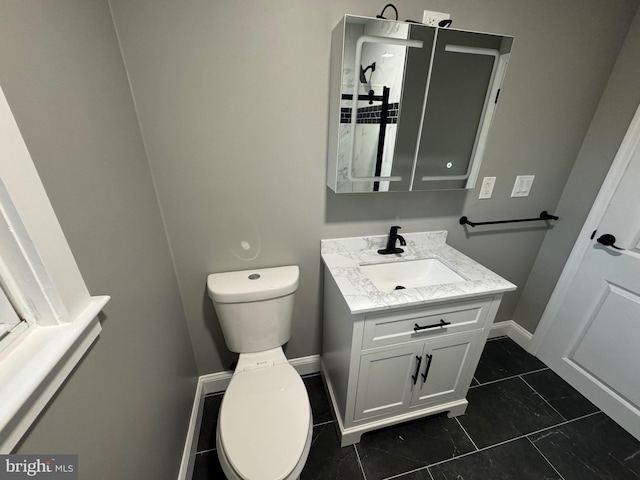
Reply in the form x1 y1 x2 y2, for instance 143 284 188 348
327 15 513 193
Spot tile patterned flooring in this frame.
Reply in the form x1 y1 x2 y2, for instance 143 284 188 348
191 337 640 479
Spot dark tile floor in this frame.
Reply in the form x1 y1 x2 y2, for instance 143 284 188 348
191 337 640 479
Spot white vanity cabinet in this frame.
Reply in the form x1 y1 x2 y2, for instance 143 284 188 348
320 231 516 446
322 270 503 446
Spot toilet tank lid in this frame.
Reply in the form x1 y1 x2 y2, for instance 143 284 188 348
207 265 299 303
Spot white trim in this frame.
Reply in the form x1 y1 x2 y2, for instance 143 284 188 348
199 371 233 397
0 178 66 326
489 320 534 351
0 284 20 329
0 295 109 452
176 374 204 480
0 323 32 360
487 320 511 339
197 354 322 396
0 82 111 452
530 102 640 355
177 354 321 480
0 85 91 322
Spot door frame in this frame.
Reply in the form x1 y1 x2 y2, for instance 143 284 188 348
530 101 640 354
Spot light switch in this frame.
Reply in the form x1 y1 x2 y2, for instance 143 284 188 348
479 177 496 199
511 175 535 197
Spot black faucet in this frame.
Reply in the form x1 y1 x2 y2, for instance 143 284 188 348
378 226 406 255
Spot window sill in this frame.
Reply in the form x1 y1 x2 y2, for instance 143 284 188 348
0 295 110 452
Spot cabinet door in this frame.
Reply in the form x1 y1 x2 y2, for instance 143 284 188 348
354 343 423 421
411 330 481 408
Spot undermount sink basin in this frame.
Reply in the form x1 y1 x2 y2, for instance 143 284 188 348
360 258 466 293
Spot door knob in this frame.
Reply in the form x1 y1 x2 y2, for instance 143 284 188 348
596 234 624 250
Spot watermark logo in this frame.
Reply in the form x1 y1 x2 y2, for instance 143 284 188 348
0 455 77 479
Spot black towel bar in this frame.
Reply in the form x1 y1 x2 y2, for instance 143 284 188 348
459 211 559 227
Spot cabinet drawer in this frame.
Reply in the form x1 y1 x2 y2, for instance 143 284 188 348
362 297 494 350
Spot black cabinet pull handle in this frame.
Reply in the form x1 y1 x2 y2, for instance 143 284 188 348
411 355 423 386
596 233 624 250
421 354 433 383
414 319 451 332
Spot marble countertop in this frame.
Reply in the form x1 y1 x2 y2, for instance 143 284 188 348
321 231 517 314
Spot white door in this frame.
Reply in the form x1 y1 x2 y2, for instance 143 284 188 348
534 102 640 440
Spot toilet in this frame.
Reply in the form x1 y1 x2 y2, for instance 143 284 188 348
207 265 312 480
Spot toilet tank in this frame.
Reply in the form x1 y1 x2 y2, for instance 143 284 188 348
207 266 299 353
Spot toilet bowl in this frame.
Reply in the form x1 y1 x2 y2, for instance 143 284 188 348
216 349 312 480
207 266 313 480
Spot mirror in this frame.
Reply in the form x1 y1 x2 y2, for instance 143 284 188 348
326 15 513 192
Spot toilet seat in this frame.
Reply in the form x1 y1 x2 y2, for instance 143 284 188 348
218 362 312 480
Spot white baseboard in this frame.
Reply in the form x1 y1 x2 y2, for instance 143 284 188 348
488 321 511 339
198 354 321 395
490 320 534 351
176 378 204 480
177 354 321 480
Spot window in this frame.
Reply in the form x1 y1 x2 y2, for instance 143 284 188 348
0 285 24 346
0 174 57 357
0 84 109 452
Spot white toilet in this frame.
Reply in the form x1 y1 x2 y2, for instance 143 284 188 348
207 265 312 480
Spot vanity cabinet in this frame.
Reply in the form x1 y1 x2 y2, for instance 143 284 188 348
354 330 482 421
321 270 503 446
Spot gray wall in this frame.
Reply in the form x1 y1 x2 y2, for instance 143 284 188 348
1 0 638 475
109 0 638 374
516 7 640 334
0 1 197 478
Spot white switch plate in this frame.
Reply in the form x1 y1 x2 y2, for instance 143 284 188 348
511 175 535 197
422 10 451 27
479 177 496 199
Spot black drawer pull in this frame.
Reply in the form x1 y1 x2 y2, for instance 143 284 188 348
421 354 433 383
414 319 451 332
411 355 423 386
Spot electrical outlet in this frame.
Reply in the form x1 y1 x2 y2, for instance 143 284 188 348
511 175 535 197
422 10 451 27
479 177 496 199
